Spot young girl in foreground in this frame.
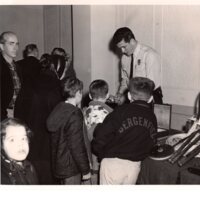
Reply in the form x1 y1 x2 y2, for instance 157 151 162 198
1 118 38 184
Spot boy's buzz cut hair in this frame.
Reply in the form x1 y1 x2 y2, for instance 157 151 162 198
61 77 83 100
89 79 109 99
129 77 155 97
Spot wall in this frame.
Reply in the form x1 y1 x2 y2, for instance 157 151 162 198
90 6 117 94
0 5 44 60
161 6 200 130
0 5 72 59
43 5 72 55
162 6 200 106
72 6 92 93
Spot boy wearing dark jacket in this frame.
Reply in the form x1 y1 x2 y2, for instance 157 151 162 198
92 77 157 184
47 77 91 184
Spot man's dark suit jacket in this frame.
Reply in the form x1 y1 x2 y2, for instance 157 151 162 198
0 53 22 121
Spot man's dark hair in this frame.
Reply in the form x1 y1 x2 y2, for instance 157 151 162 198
61 77 83 100
89 79 109 99
129 77 155 97
112 27 136 45
23 44 38 58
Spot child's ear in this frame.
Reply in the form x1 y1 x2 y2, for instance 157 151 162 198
89 93 92 100
128 92 132 102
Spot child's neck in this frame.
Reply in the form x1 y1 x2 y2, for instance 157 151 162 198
16 161 23 166
65 99 76 106
93 98 106 103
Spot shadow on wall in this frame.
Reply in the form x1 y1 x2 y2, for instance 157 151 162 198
108 37 122 92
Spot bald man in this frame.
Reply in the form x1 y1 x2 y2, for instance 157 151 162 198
0 31 22 120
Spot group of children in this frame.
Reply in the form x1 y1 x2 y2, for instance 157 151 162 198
1 76 157 185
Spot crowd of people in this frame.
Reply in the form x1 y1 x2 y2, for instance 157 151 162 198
0 28 160 185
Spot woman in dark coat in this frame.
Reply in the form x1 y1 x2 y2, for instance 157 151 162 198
14 54 63 184
51 47 76 79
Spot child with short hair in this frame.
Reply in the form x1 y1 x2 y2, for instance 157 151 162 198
92 77 157 185
84 79 113 184
1 118 38 184
46 77 91 185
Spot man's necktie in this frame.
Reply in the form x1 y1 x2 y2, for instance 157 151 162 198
130 53 134 78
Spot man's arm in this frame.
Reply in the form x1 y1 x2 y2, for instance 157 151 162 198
115 56 131 104
145 50 161 90
117 55 130 95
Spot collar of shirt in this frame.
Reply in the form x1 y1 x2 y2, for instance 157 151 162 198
133 42 141 59
89 100 113 113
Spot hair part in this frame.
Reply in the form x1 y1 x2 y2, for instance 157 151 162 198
89 79 109 99
61 77 83 100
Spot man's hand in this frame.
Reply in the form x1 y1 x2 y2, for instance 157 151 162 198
82 172 91 180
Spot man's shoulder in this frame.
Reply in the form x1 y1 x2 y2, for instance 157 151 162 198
139 43 158 56
121 54 131 62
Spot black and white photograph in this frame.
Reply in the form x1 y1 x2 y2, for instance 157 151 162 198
0 0 200 198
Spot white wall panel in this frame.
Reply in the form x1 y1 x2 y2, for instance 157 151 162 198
0 6 44 60
162 6 200 106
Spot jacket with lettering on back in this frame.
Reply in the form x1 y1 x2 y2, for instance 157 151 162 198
92 100 157 161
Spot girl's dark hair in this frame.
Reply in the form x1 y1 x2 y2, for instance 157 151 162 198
51 47 69 61
61 77 83 100
1 118 33 147
39 53 52 70
89 79 109 99
51 47 66 56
